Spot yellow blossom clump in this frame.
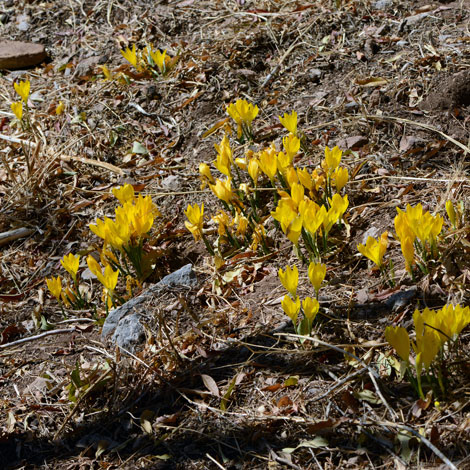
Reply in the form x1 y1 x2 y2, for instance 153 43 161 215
279 110 297 135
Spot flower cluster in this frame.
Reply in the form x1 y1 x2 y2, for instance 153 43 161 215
46 253 88 312
394 203 444 275
120 43 175 76
46 184 160 313
279 263 326 340
385 304 470 398
89 184 160 282
10 79 30 121
186 102 351 265
271 144 349 259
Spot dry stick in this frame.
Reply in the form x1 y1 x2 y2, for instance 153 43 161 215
276 333 398 420
0 228 35 247
0 328 77 350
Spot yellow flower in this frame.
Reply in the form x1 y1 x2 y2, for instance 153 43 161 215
11 101 23 120
259 147 277 181
283 133 300 159
279 110 297 135
282 295 300 324
276 151 291 176
412 309 441 369
400 236 414 273
235 158 247 171
199 163 215 188
445 200 457 227
235 213 248 236
210 178 233 204
129 195 155 237
248 158 260 186
121 44 138 68
226 99 259 124
214 135 233 177
384 326 410 362
323 146 342 173
301 201 326 235
112 184 135 205
100 64 112 80
271 198 298 233
148 47 167 73
212 210 231 236
87 256 118 291
46 276 62 301
286 215 303 244
278 265 299 297
60 253 80 282
308 262 326 294
285 167 299 189
297 168 313 191
357 232 388 268
302 297 319 321
14 80 30 102
290 182 304 209
332 167 349 192
55 101 65 115
185 203 204 240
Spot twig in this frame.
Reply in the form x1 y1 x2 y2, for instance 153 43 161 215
206 453 227 470
0 328 77 350
0 227 35 247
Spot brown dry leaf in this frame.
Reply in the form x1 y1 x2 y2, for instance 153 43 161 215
356 77 388 87
201 374 220 397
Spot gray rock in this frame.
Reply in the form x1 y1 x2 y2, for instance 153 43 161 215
155 263 197 289
101 264 197 350
111 314 146 352
0 41 47 70
373 0 392 9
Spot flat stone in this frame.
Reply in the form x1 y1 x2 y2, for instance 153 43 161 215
102 264 198 351
0 41 47 70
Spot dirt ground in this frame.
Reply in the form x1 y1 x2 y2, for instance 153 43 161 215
1 0 470 469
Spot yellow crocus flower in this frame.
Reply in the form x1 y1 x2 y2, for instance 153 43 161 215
112 184 135 205
278 265 299 297
302 296 319 321
46 276 62 301
55 101 65 115
121 44 138 68
279 110 297 135
282 295 300 324
214 135 233 177
11 101 23 120
210 178 233 204
400 236 414 273
357 232 388 268
297 168 313 191
323 146 342 173
308 262 326 294
445 200 457 227
384 326 410 362
185 203 204 240
332 167 349 192
14 79 30 102
259 147 277 181
283 133 300 159
226 99 259 124
60 253 80 282
248 158 260 186
148 47 167 73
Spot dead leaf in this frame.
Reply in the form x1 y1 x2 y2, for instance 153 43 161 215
356 77 388 87
201 374 220 397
